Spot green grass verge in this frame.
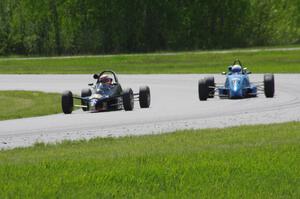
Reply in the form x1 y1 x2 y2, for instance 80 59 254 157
0 91 61 120
0 122 299 198
0 48 300 74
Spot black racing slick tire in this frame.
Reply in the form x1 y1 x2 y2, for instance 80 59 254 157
139 86 151 108
62 90 73 114
198 79 209 101
81 88 92 111
204 76 215 98
264 74 275 98
123 88 134 111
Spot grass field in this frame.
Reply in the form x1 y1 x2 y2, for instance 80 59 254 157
0 91 62 121
1 48 300 74
0 122 299 198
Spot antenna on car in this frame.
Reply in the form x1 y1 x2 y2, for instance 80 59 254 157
233 59 242 66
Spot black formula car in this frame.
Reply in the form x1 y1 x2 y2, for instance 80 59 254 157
61 70 151 114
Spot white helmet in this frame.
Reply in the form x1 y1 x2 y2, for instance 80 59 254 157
99 75 112 84
232 64 242 73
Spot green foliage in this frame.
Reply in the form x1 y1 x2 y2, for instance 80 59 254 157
0 0 299 56
0 122 299 198
0 91 61 120
1 47 300 74
246 0 299 46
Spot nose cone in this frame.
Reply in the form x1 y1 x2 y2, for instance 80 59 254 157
230 88 243 98
233 84 239 92
229 78 243 98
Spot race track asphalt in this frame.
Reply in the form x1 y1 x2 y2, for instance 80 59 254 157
0 74 299 149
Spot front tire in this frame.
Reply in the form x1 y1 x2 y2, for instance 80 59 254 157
123 88 134 111
264 74 275 98
81 88 91 111
62 90 73 114
198 79 209 101
139 86 151 108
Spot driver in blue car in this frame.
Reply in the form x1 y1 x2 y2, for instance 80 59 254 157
231 64 242 73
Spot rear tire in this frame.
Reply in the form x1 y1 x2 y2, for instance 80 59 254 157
123 88 134 111
139 86 151 108
62 90 73 114
198 79 209 101
264 74 275 98
81 88 91 111
205 76 215 98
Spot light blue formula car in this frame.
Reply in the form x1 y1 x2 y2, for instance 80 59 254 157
198 60 275 100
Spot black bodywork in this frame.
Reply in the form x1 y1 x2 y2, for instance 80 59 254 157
62 70 151 114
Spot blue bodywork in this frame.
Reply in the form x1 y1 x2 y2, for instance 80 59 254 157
218 67 257 99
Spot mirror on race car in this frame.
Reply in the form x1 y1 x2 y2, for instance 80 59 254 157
88 83 94 86
93 74 99 79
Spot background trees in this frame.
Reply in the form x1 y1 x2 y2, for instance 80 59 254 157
0 0 299 55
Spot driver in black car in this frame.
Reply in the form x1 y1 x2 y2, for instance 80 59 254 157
99 75 113 85
97 75 114 95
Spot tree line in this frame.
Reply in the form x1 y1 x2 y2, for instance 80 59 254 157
0 0 299 56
